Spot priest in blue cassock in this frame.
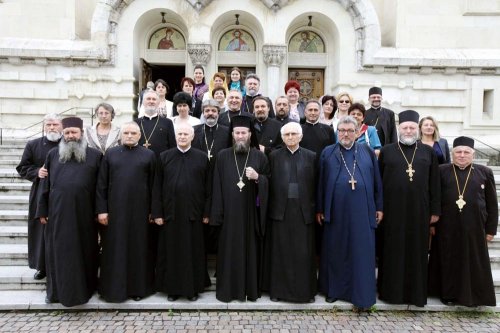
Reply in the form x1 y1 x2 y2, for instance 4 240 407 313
316 116 383 310
96 122 158 302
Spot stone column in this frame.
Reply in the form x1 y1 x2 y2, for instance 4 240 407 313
262 44 287 102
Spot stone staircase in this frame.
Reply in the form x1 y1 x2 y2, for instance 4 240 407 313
0 141 499 311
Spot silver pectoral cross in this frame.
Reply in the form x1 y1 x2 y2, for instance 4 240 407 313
237 177 245 192
207 150 213 161
349 176 357 190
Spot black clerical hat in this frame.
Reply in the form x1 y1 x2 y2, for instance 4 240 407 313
369 87 382 96
453 136 474 149
231 114 252 129
62 117 83 129
398 110 419 124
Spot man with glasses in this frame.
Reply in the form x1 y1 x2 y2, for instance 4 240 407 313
264 122 317 303
316 116 383 310
364 87 397 146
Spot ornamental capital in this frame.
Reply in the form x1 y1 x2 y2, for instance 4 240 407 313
187 44 212 66
262 44 287 67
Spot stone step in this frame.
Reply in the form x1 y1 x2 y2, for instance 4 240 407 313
0 266 44 291
0 160 21 168
0 210 28 226
0 170 25 183
0 244 28 265
0 182 31 195
0 151 24 161
490 249 500 270
0 195 28 210
0 226 27 244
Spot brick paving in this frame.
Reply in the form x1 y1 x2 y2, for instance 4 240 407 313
0 310 499 332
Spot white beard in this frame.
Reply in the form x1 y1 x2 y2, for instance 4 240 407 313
399 134 417 146
46 132 61 142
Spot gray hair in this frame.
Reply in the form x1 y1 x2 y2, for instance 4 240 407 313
245 73 260 83
305 99 321 109
337 115 359 129
120 121 140 136
280 122 302 136
142 89 160 100
174 122 194 136
44 113 62 123
202 99 221 112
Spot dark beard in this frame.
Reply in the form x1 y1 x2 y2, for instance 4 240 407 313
59 137 87 163
234 140 250 153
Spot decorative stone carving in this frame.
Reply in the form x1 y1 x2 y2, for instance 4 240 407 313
187 44 212 65
262 45 287 67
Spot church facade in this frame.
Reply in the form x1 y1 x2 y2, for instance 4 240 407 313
1 0 500 146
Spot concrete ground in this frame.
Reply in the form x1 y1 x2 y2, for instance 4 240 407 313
0 310 499 332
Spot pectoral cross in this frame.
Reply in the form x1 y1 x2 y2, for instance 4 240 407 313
349 176 357 190
143 142 151 148
406 164 415 181
207 150 213 161
237 178 245 192
456 195 466 212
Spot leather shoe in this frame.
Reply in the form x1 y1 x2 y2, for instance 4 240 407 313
167 295 179 302
45 296 57 304
325 297 336 303
34 270 46 280
188 295 198 301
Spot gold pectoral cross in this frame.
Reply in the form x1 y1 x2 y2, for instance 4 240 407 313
143 142 151 148
349 176 357 190
456 195 466 212
406 164 415 181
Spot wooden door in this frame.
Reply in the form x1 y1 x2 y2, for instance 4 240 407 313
288 69 324 103
141 59 153 90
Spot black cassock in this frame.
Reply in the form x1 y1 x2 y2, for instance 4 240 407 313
265 147 317 302
16 136 59 271
36 147 101 307
192 123 230 254
377 142 440 307
155 148 211 298
428 163 498 306
300 121 335 254
211 147 269 302
96 145 157 302
135 115 176 156
255 118 283 155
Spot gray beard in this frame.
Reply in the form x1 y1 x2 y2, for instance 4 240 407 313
59 137 87 163
234 140 250 153
46 132 61 142
205 117 218 127
144 107 157 116
399 135 417 146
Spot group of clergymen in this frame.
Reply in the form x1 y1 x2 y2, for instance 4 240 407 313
16 84 498 310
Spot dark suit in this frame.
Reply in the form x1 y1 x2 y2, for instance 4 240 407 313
438 138 451 164
241 95 276 118
364 106 397 146
254 118 283 155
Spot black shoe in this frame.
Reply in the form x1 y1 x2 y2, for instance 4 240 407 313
440 298 455 306
188 295 198 301
325 297 335 303
309 298 315 303
247 297 257 302
34 270 46 280
132 296 142 301
270 297 279 302
45 296 57 304
168 295 179 302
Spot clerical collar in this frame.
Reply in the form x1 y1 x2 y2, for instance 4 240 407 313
399 140 417 147
306 120 319 125
287 146 300 154
277 116 289 122
177 146 191 153
371 105 382 111
143 112 159 120
341 142 355 151
124 143 139 149
454 163 473 171
257 118 268 124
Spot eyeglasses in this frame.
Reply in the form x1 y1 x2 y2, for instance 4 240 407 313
339 100 350 104
337 129 355 134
